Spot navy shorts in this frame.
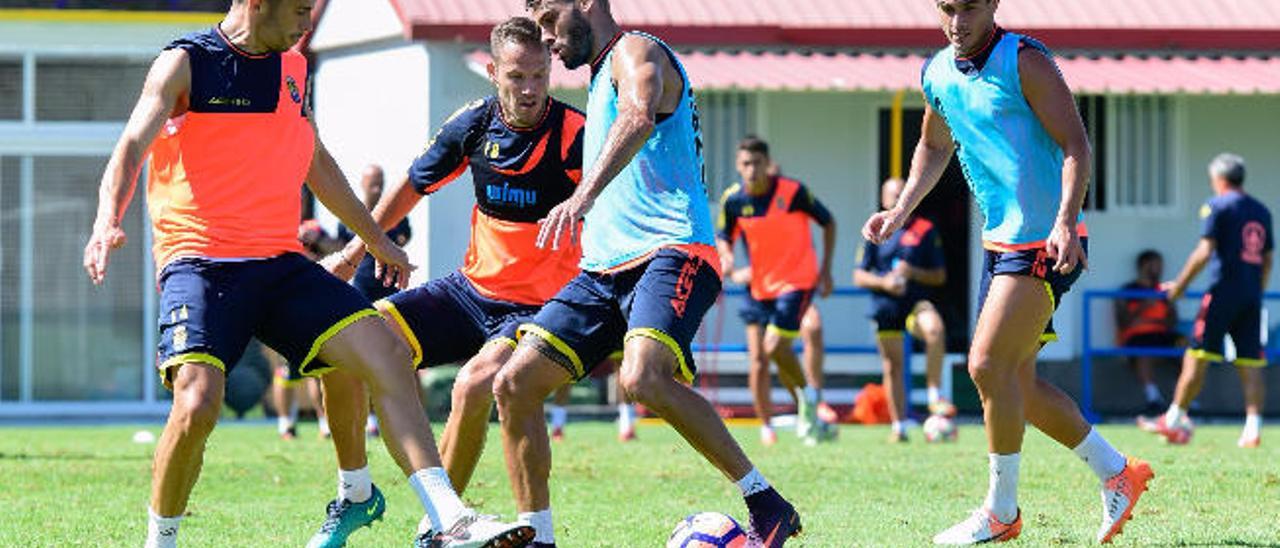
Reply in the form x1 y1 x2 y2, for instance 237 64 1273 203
156 253 377 388
380 271 540 369
977 239 1088 343
1190 289 1267 367
870 298 923 337
739 289 813 336
520 248 721 383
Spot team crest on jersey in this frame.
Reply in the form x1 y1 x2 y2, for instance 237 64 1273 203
286 76 302 104
776 197 786 210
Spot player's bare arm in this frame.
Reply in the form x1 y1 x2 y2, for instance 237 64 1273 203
1161 237 1215 301
327 174 423 280
715 238 736 280
84 49 190 285
863 104 954 244
817 217 836 297
899 261 946 287
853 267 906 297
536 35 674 250
305 134 414 289
1020 46 1091 274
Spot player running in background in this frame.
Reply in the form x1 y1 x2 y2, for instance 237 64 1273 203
717 135 837 446
1141 153 1272 448
862 0 1151 543
82 1 531 546
310 17 581 547
854 178 951 443
496 1 803 546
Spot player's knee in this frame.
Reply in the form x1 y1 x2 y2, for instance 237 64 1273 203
617 364 661 405
455 360 500 407
492 361 539 413
172 386 221 436
966 353 1005 389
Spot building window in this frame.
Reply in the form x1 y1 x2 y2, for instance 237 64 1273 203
697 91 755 197
0 60 21 121
1077 95 1106 211
1109 95 1176 211
36 59 150 121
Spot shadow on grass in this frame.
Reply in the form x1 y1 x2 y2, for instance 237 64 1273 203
0 451 148 462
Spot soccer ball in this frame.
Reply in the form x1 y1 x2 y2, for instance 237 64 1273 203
923 414 958 443
666 512 748 548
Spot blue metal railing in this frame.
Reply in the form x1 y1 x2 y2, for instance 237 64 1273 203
1079 289 1280 422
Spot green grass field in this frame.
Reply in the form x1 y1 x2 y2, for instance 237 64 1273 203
3 420 1279 546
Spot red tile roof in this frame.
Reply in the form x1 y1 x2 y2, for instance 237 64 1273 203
467 50 1280 95
395 0 1280 49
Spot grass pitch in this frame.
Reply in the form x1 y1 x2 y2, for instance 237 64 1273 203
3 420 1279 546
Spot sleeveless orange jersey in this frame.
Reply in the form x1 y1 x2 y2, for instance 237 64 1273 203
147 28 314 269
718 176 833 300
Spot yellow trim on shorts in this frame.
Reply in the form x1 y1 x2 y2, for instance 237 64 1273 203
1040 333 1059 344
625 328 694 385
299 309 381 376
607 350 625 362
518 323 585 378
376 300 423 367
876 330 905 339
765 324 801 339
1235 357 1267 368
1188 349 1225 363
1042 280 1055 310
273 375 305 388
905 312 919 334
158 352 226 390
486 336 518 351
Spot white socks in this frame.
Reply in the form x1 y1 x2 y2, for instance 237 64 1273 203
984 453 1020 524
1165 405 1187 425
927 386 941 405
145 508 181 548
318 416 331 437
519 509 555 544
549 405 567 430
338 466 373 503
1072 428 1127 481
802 386 819 405
1143 383 1162 403
735 467 771 497
408 467 469 533
277 399 299 434
1243 413 1262 439
618 403 635 430
891 421 906 435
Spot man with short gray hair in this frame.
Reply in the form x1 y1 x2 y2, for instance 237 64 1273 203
1143 152 1274 448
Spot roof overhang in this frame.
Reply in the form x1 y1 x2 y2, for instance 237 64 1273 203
468 50 1280 95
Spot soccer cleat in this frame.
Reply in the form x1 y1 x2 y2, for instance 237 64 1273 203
816 402 839 424
803 419 837 446
745 487 802 547
413 513 535 548
929 399 957 418
281 426 297 441
1097 457 1154 543
887 430 908 444
1137 415 1192 445
551 426 564 442
932 508 1022 545
1237 433 1261 448
305 484 387 548
760 426 778 447
618 425 636 442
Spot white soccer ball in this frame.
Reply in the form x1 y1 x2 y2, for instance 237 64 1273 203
923 414 958 443
667 512 748 548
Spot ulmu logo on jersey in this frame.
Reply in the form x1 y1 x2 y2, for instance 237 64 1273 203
486 183 537 208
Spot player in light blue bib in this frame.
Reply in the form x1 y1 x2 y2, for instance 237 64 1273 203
497 1 802 546
861 1 1152 544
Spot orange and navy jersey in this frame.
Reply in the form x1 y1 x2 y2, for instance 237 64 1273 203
147 27 313 269
858 216 945 305
1118 280 1175 343
717 176 833 300
1201 190 1273 298
408 96 584 305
